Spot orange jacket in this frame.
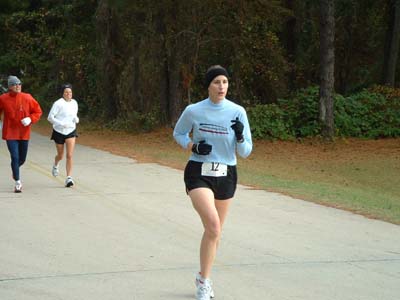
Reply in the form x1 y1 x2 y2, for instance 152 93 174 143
0 92 42 140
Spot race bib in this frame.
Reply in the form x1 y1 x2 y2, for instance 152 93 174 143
201 162 227 177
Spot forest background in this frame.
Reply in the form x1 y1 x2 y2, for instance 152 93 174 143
0 0 399 223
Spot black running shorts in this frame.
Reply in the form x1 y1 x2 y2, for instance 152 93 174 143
184 160 237 200
51 129 78 144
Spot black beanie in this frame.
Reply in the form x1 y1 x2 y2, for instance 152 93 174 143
61 83 72 95
205 65 229 87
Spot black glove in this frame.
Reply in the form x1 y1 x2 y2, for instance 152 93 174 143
192 140 212 155
230 117 244 142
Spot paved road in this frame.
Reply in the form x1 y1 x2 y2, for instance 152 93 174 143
1 132 399 300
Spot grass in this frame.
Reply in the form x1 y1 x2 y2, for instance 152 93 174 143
33 120 400 224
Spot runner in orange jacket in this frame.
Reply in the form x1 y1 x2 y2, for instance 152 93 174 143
0 76 42 193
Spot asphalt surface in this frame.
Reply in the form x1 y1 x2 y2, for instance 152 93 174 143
0 132 399 300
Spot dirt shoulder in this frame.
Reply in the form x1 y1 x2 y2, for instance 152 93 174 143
33 122 400 224
34 122 400 167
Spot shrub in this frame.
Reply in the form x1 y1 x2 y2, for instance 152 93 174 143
247 104 292 140
278 86 321 137
105 109 161 132
335 89 400 138
247 85 400 140
248 86 321 139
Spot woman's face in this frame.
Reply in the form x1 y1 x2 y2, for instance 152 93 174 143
63 88 72 101
208 75 228 103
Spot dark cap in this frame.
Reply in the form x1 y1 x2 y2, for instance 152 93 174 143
61 83 72 94
205 65 229 87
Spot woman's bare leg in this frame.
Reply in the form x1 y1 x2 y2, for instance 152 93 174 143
54 143 64 166
214 198 232 249
65 137 76 177
189 188 232 279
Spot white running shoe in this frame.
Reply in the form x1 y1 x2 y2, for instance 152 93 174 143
52 165 59 177
195 273 214 299
65 176 74 187
14 180 22 193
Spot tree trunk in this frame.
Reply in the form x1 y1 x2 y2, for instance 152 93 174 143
167 52 184 127
383 0 400 86
336 12 353 94
319 0 335 141
285 0 297 90
95 0 121 120
155 9 172 125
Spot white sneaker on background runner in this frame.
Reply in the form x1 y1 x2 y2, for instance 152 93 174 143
52 165 59 177
14 180 22 193
65 176 74 187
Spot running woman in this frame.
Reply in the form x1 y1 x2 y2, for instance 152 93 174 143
0 75 42 193
173 65 252 300
48 83 79 187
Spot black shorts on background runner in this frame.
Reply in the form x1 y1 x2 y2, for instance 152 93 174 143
184 160 237 200
51 129 78 144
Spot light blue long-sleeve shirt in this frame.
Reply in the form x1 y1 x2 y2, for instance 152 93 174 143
173 98 252 166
